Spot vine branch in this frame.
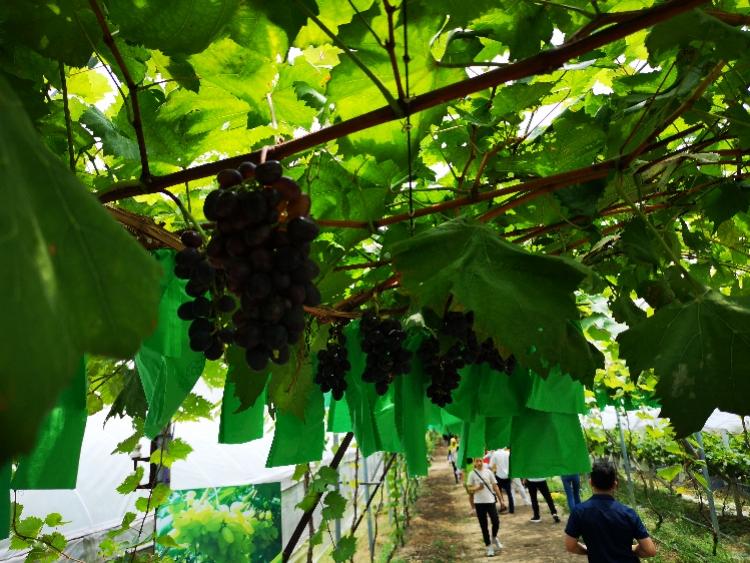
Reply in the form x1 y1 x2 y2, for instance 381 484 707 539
88 0 150 181
98 0 708 203
58 60 76 173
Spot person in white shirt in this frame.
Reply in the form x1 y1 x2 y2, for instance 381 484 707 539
467 458 504 557
524 477 561 523
489 448 514 514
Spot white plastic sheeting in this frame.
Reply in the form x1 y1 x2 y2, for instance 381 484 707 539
582 406 749 435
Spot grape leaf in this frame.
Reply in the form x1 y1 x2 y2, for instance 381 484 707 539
702 181 750 232
0 1 99 66
332 535 357 562
0 77 161 464
107 0 242 56
321 490 346 520
390 219 602 383
618 290 750 436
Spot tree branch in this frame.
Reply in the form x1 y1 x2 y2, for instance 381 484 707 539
98 0 709 203
88 0 150 181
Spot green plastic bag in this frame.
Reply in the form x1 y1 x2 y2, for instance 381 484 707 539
457 417 486 466
266 387 325 467
374 392 402 454
485 416 512 450
509 408 591 478
1 463 10 540
12 357 86 489
440 409 463 436
136 250 206 439
343 321 385 457
525 365 586 414
445 364 484 422
327 397 353 433
219 382 266 444
394 332 429 476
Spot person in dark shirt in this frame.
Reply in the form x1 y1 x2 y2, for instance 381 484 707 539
564 459 656 562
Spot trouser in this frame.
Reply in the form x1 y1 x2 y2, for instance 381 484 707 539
474 503 500 546
561 474 581 511
512 478 531 505
495 477 514 513
527 480 557 519
450 461 459 483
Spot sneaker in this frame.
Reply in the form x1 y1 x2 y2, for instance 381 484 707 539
486 546 495 557
553 514 561 523
492 537 503 549
529 516 542 523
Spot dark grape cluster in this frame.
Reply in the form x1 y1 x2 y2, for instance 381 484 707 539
418 337 463 407
175 231 236 359
315 323 350 400
174 160 320 370
360 312 411 395
419 310 515 406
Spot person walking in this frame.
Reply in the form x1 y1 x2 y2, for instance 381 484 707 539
447 436 460 484
561 474 582 511
467 457 504 557
564 459 656 561
489 448 514 514
524 477 561 523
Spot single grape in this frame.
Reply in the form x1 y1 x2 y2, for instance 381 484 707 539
255 160 283 185
287 217 320 243
217 168 243 188
181 230 203 248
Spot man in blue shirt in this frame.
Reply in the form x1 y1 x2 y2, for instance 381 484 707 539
564 459 656 562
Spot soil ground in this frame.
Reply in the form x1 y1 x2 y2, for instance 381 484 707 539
392 446 578 562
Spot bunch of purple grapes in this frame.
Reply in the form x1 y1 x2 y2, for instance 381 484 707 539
314 323 350 400
175 160 320 370
419 310 515 406
360 312 411 395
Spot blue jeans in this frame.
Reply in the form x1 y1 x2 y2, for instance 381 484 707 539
561 474 581 511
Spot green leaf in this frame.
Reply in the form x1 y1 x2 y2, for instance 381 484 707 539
149 437 193 468
332 535 357 562
618 290 750 436
390 219 602 382
321 490 346 520
0 77 161 463
702 181 750 232
656 464 682 483
312 466 339 492
647 11 750 63
135 483 171 512
43 513 65 527
107 0 242 56
15 515 43 538
79 107 141 162
0 1 99 66
116 467 145 495
226 345 269 412
156 534 180 548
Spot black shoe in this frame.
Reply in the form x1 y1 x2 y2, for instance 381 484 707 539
553 514 561 523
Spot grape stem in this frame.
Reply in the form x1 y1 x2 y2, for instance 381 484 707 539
159 188 208 240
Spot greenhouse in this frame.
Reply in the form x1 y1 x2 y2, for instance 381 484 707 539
2 0 750 561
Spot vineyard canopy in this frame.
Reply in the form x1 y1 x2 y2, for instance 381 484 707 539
2 0 750 471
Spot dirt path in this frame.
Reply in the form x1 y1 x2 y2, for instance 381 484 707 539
393 447 579 562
